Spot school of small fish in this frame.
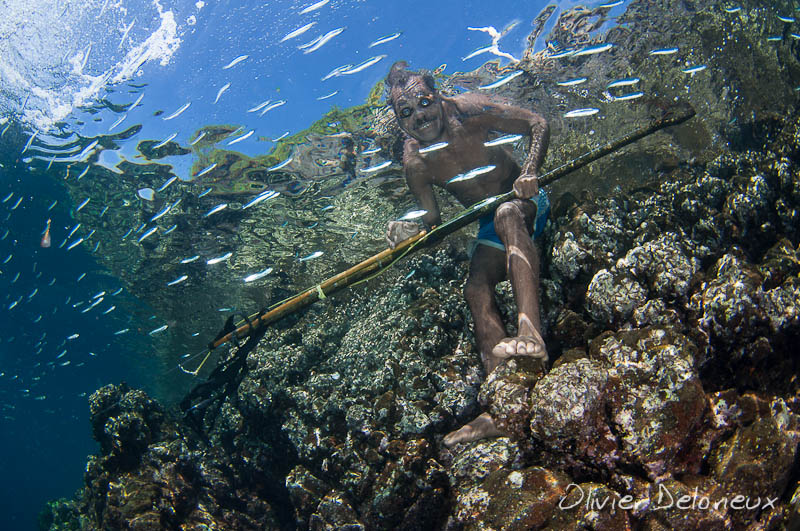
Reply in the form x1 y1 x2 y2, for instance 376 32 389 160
0 0 784 417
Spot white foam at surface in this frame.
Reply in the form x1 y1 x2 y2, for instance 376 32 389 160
0 0 183 132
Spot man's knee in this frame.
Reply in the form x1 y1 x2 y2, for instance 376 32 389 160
494 201 534 236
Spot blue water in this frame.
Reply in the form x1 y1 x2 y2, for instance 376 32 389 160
0 0 593 527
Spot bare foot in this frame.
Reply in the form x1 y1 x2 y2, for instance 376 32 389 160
492 334 547 360
443 412 506 447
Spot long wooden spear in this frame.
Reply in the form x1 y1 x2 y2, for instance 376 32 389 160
201 104 695 357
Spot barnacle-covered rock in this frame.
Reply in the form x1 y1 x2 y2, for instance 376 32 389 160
528 358 616 465
89 383 167 470
308 492 364 530
585 268 648 326
615 232 700 300
82 384 282 529
478 356 546 439
689 250 766 347
550 198 631 283
589 328 707 479
723 173 775 234
454 467 573 530
707 397 800 528
286 465 332 528
546 482 634 530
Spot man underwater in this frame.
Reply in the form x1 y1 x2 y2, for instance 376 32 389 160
384 61 551 447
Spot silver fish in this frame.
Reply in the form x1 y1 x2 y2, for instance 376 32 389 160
259 100 286 116
340 55 386 75
153 133 178 150
281 22 316 42
301 27 344 54
204 203 228 217
574 43 614 56
227 130 253 145
462 44 493 61
119 18 136 48
109 114 127 131
446 165 496 184
563 108 600 118
189 132 207 146
129 92 145 110
195 163 217 178
247 99 272 113
67 238 84 251
157 176 178 192
479 70 523 90
137 226 158 243
214 83 231 104
613 91 644 101
268 157 292 171
360 160 393 173
167 275 188 286
243 268 273 283
418 142 448 154
163 102 191 121
299 0 328 14
556 77 587 86
207 252 232 265
322 64 353 81
317 91 338 100
368 32 402 48
681 65 707 75
649 47 679 55
75 198 90 212
242 190 278 209
607 77 640 89
299 250 323 261
222 55 249 69
149 325 168 335
484 134 523 147
398 209 427 221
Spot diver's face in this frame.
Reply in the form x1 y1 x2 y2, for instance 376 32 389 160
392 78 444 144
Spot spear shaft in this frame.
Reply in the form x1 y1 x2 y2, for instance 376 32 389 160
208 105 695 351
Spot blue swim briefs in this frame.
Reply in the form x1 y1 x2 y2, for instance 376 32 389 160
471 189 550 253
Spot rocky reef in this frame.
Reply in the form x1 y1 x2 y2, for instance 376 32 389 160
41 0 800 529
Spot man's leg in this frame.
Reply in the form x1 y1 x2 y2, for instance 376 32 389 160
492 199 547 360
463 244 510 375
444 245 509 447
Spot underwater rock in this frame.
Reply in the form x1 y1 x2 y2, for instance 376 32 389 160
615 232 700 300
588 328 706 480
547 483 635 530
479 356 547 439
80 384 282 529
453 467 574 530
707 396 800 528
528 358 616 465
585 268 648 326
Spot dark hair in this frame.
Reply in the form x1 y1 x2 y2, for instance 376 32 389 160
384 61 436 106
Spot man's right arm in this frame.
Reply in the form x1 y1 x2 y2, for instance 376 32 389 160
386 161 440 248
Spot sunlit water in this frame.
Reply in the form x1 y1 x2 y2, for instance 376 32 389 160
0 0 797 527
